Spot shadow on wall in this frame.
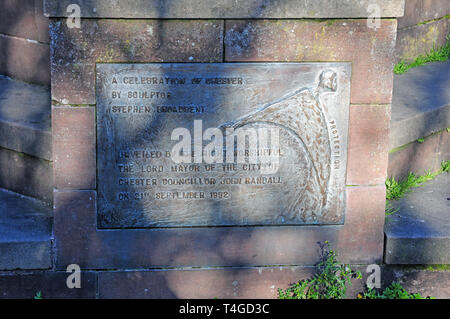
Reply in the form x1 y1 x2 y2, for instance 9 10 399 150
0 0 50 85
388 60 450 180
0 0 52 202
51 0 435 298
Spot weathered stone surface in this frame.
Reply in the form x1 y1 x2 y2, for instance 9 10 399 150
0 189 52 270
398 0 450 29
0 271 96 299
390 60 450 149
396 18 450 62
347 105 390 186
54 186 385 269
53 190 96 270
50 19 223 105
0 75 51 160
0 34 50 86
0 0 50 43
225 19 398 104
98 267 323 299
0 147 52 203
98 266 450 299
388 130 450 180
96 63 351 228
44 0 406 18
98 265 450 299
385 173 450 264
382 268 450 299
52 106 96 189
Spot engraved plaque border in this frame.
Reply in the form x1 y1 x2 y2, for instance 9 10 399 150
95 63 351 229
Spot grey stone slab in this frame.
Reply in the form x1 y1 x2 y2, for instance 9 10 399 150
390 60 450 150
0 146 53 204
385 173 450 264
44 0 405 18
0 75 51 160
0 188 52 270
96 63 351 228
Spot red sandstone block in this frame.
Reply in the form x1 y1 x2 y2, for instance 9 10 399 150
337 185 386 264
50 19 224 104
0 34 50 86
439 129 450 162
98 267 316 299
225 19 398 104
97 264 380 299
53 190 97 268
52 106 96 189
97 264 450 299
347 104 391 185
53 186 385 269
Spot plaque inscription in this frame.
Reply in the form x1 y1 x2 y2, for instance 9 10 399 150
96 63 351 228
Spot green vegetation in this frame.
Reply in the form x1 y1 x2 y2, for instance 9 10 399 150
278 242 433 299
419 264 450 272
34 291 43 300
359 282 433 299
417 137 425 143
385 201 399 216
394 35 450 74
278 241 362 299
385 160 450 202
417 14 450 26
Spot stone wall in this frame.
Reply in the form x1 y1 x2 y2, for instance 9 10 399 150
0 0 50 85
396 0 450 62
1 0 450 300
1 0 449 84
0 0 448 86
42 0 402 298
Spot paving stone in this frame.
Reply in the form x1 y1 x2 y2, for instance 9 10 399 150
385 173 450 264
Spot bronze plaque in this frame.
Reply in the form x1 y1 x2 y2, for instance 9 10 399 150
96 63 351 228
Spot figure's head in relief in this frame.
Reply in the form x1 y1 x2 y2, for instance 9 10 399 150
318 69 337 93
